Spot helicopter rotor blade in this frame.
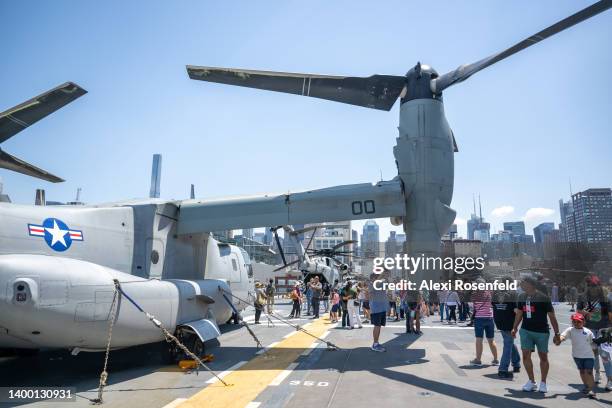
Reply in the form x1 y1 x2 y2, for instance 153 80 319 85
331 240 357 251
187 66 406 111
432 0 612 93
273 259 301 272
304 226 317 252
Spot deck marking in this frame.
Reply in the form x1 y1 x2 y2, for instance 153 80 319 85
269 362 299 386
441 353 467 377
245 403 261 408
206 361 247 383
162 398 187 408
301 341 320 356
176 318 329 408
256 341 279 355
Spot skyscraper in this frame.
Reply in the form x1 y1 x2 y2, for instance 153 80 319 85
361 220 380 257
559 199 573 241
533 222 555 243
149 154 162 198
467 195 490 241
565 188 612 243
503 221 526 236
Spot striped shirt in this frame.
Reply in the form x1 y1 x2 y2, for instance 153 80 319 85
472 290 493 318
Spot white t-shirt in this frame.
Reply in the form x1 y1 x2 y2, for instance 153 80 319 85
561 327 594 359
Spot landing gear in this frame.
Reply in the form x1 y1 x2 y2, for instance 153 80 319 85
160 328 204 364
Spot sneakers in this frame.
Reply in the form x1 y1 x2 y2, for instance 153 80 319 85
595 372 601 383
538 382 547 393
522 381 537 392
470 359 482 366
513 366 521 373
371 343 386 352
606 379 612 391
491 359 499 366
588 390 597 399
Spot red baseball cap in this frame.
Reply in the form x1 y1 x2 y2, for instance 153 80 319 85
571 313 585 322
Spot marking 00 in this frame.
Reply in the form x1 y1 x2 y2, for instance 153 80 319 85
351 200 375 215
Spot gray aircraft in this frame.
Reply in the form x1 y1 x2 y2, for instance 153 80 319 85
187 0 612 282
1 1 610 357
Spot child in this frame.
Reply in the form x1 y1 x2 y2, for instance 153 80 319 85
593 327 612 391
557 313 596 399
330 289 340 323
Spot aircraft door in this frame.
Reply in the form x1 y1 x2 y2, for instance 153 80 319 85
229 253 241 283
146 238 165 279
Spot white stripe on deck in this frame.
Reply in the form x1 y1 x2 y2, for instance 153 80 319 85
205 360 247 384
162 398 187 408
256 341 279 355
301 341 320 356
269 362 299 386
245 402 261 408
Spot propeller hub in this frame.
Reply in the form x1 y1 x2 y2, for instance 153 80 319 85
401 63 442 104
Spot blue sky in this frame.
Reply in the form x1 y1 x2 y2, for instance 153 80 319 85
1 0 611 239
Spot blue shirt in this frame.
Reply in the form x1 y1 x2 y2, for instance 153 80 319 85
368 281 389 314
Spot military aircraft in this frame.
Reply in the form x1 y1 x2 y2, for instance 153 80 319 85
270 225 353 285
187 0 612 283
1 1 610 359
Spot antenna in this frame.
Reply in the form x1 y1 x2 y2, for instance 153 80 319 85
569 177 573 196
472 194 476 216
190 184 195 199
75 187 82 202
479 194 483 222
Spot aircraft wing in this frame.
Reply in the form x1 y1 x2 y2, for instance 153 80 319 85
0 82 87 143
177 179 405 234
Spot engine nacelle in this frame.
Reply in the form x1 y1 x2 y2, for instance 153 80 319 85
0 254 228 350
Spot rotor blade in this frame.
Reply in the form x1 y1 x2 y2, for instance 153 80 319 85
292 225 321 235
331 240 357 251
432 0 612 93
187 66 405 111
0 82 87 144
304 227 317 252
0 149 64 183
273 259 300 272
272 228 287 267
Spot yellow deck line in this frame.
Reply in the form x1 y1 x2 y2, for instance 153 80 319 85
177 318 330 408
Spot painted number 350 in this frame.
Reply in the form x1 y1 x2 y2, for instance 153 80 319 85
289 380 329 387
351 200 375 215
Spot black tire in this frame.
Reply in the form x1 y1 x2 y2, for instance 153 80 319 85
160 341 179 365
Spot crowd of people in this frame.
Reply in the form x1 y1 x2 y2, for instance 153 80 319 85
253 272 612 400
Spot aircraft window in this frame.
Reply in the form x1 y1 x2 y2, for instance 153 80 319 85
151 250 159 265
231 259 238 271
248 264 254 278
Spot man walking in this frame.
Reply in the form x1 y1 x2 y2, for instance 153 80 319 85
265 278 276 314
493 285 521 378
309 276 322 319
369 272 389 352
511 277 561 393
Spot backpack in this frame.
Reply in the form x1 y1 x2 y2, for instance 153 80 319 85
266 283 275 296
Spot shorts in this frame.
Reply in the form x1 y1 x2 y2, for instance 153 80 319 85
573 357 595 370
331 304 339 313
474 318 495 339
406 302 418 310
370 312 386 327
519 328 550 353
389 301 397 309
362 301 370 310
